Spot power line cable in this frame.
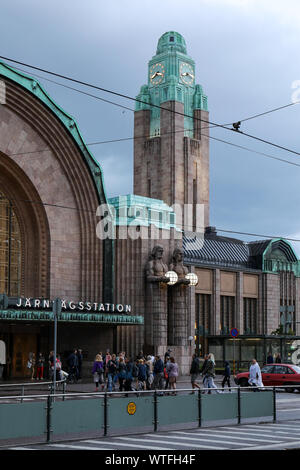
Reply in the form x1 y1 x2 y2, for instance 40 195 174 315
2 55 300 159
2 66 300 169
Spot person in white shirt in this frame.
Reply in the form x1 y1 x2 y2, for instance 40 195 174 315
248 358 264 390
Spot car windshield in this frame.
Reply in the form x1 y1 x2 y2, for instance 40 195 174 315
291 365 300 374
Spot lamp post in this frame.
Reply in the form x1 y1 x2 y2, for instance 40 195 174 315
52 298 62 395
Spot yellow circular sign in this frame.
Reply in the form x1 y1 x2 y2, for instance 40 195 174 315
127 402 136 415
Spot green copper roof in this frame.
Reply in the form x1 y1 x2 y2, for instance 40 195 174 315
0 61 108 205
136 32 208 138
156 31 187 55
108 194 181 231
261 238 300 276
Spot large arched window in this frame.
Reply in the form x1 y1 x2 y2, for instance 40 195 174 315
0 191 21 296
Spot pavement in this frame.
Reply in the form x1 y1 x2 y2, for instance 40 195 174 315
0 374 228 395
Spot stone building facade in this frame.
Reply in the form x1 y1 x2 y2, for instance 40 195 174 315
0 62 141 378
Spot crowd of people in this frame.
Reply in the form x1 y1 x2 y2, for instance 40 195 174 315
26 349 83 382
24 346 268 393
92 349 179 394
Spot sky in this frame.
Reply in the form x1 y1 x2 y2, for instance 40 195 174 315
1 0 300 253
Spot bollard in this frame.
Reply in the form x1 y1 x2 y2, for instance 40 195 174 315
46 395 52 443
273 387 277 423
237 386 241 424
103 392 108 436
153 390 158 432
198 389 202 428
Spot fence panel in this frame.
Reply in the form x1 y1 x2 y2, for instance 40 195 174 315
157 394 198 426
241 391 273 419
0 402 45 439
108 395 154 430
51 398 104 436
202 393 238 421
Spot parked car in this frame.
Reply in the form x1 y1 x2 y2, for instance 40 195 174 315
234 363 300 391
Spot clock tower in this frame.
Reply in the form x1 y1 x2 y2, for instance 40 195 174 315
134 31 210 232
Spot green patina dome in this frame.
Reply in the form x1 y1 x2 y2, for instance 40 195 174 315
156 31 187 55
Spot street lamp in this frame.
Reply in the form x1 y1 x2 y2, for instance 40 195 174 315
185 272 198 286
165 271 178 285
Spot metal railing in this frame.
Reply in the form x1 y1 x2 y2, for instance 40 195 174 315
0 384 288 445
0 379 67 402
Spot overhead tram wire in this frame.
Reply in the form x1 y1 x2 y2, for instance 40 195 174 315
1 55 300 159
2 67 300 168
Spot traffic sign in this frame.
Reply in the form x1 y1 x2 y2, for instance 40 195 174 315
230 328 239 338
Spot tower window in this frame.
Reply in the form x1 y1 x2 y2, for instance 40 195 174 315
170 36 174 42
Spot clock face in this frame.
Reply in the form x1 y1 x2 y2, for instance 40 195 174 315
149 62 165 85
180 62 194 85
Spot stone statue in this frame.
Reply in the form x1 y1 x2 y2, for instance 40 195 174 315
145 245 169 353
168 247 190 346
169 248 190 285
146 245 169 284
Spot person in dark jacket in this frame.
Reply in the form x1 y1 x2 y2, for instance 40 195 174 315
153 355 164 391
107 354 117 392
267 352 274 364
124 357 134 393
221 361 231 391
190 354 201 392
117 357 127 391
137 359 148 390
275 353 282 363
67 349 78 382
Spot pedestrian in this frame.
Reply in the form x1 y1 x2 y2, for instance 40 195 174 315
145 355 154 390
67 349 78 382
166 357 179 395
118 357 127 391
221 361 231 391
248 358 264 391
92 354 104 391
106 354 117 392
164 361 169 390
200 354 209 389
36 353 45 380
164 348 172 363
153 355 164 392
202 353 220 393
124 357 134 394
77 349 83 380
190 354 201 393
137 359 147 391
275 353 282 364
137 351 144 360
267 352 274 364
48 350 54 380
30 353 36 380
51 355 62 382
132 358 139 390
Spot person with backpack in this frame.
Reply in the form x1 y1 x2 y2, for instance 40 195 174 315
190 353 201 392
92 354 104 391
117 357 127 391
137 359 147 391
222 360 231 391
153 355 164 392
